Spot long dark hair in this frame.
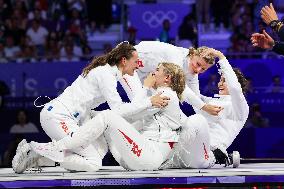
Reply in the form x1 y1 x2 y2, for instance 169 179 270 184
233 67 248 94
82 42 136 77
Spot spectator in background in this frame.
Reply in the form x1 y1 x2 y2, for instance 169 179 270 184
67 0 86 17
47 1 68 36
16 35 36 63
68 8 86 45
81 44 92 61
60 44 80 62
245 103 269 128
251 3 284 55
196 0 210 32
10 110 39 134
4 35 20 61
0 42 7 63
266 75 284 93
60 33 83 58
45 40 60 62
16 45 36 63
0 24 5 43
28 1 47 22
0 80 9 109
159 19 171 43
178 13 197 48
26 19 48 58
229 0 260 58
127 26 138 46
10 3 28 31
211 0 231 32
86 0 112 33
0 0 11 23
5 17 26 45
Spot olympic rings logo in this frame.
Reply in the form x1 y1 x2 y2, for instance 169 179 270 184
142 10 177 28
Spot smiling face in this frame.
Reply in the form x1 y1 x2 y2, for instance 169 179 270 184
218 76 229 95
120 51 139 76
153 64 170 88
189 55 212 74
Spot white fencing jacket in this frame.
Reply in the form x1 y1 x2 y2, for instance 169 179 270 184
134 41 205 110
139 87 181 142
200 58 249 150
51 64 152 125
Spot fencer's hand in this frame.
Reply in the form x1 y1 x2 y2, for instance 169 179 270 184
251 30 275 49
150 92 170 108
261 3 278 25
201 104 224 116
143 73 156 88
201 48 225 60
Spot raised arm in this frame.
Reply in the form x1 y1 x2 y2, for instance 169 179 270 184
202 49 249 121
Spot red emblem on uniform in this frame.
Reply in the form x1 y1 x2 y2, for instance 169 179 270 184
118 129 142 157
137 59 144 67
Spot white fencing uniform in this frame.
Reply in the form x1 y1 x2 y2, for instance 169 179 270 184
168 58 249 168
134 41 205 110
40 64 152 171
120 43 248 169
55 87 181 170
200 58 249 152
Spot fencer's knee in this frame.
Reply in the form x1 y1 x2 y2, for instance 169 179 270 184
185 114 208 131
189 114 207 125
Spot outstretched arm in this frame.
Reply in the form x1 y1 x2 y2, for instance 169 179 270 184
251 30 275 49
202 48 249 121
251 30 284 55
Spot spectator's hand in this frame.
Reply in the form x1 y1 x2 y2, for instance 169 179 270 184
201 104 223 116
150 92 170 108
261 3 278 25
143 73 156 88
251 30 275 49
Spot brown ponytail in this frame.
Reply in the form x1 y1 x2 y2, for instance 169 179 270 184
82 42 136 77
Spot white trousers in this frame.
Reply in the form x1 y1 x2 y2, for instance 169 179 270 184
120 73 216 169
40 100 107 171
58 110 173 171
161 114 215 169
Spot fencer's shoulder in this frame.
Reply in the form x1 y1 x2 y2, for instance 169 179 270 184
135 41 177 50
89 64 111 73
156 87 177 98
86 64 113 79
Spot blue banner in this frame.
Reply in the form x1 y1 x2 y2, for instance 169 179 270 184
0 59 284 97
128 3 190 39
0 62 87 97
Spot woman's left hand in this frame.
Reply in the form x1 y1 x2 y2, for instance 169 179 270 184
143 73 156 88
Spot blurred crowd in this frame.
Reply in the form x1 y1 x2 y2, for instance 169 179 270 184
0 0 112 63
0 0 283 63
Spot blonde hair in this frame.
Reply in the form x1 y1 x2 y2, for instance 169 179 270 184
159 62 186 101
188 46 215 65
